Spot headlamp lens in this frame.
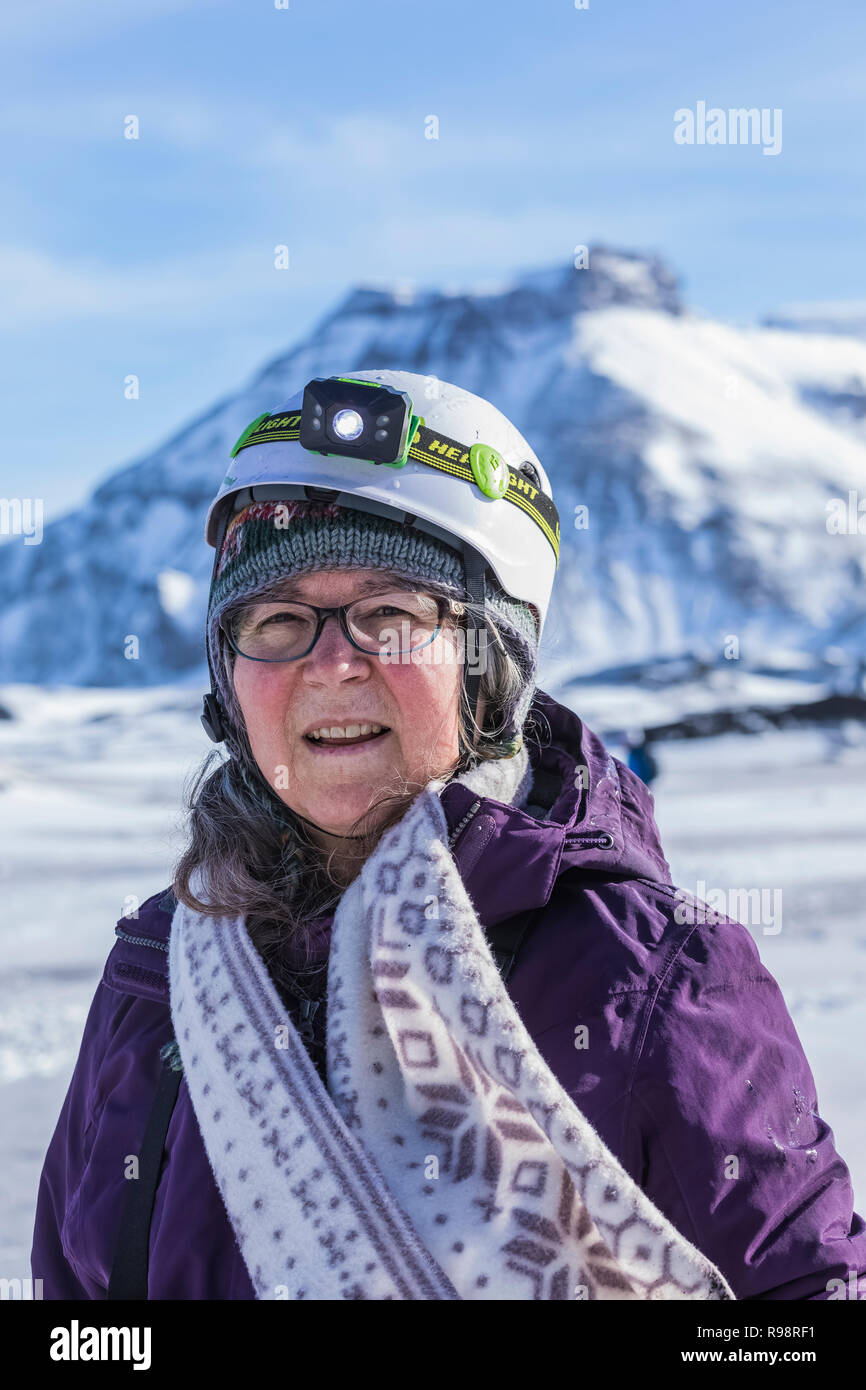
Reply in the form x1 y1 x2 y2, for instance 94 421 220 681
332 408 364 441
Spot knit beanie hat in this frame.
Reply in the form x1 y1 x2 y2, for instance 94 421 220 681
207 498 539 752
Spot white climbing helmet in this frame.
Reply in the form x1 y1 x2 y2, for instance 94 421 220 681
206 369 560 640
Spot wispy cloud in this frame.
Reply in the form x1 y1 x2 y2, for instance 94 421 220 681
0 241 289 330
0 90 672 173
0 0 222 44
0 201 574 335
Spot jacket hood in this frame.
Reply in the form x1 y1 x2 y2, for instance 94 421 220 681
104 688 672 1002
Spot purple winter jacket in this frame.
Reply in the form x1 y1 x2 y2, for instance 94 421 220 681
31 690 866 1300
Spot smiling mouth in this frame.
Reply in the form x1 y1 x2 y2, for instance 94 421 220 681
304 727 392 748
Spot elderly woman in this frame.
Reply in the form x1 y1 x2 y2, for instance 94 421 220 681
33 370 865 1301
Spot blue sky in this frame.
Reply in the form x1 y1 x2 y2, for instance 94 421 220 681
1 0 864 518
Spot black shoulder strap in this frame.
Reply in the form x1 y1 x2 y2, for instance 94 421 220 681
107 1051 182 1300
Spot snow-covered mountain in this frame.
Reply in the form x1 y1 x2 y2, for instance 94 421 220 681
3 245 866 687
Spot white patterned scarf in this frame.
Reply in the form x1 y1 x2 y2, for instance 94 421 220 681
169 745 735 1301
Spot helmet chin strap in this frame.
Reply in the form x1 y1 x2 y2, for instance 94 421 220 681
462 544 486 762
201 504 231 744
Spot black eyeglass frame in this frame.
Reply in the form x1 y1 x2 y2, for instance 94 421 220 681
218 591 461 664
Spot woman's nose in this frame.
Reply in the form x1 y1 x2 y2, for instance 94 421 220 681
301 613 371 676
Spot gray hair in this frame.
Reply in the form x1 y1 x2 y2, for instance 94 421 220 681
173 574 541 987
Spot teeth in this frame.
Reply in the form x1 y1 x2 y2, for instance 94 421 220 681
308 723 385 740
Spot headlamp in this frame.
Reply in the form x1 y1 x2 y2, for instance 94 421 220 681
299 376 420 466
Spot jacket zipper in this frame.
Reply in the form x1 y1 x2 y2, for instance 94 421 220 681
564 831 615 850
114 925 169 953
447 801 614 852
447 798 482 848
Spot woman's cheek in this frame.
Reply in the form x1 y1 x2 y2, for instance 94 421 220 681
401 666 461 764
235 668 295 758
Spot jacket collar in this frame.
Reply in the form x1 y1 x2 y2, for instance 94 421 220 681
437 689 671 928
103 689 671 1000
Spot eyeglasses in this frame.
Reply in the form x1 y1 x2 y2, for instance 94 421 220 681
220 588 461 663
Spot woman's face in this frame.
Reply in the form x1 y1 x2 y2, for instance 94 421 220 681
231 567 467 839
